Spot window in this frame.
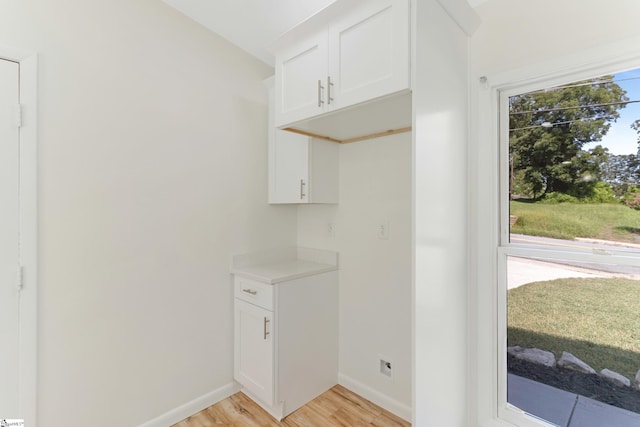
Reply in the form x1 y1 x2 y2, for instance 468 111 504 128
473 49 640 427
498 71 640 426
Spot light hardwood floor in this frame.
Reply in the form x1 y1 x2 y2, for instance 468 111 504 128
172 385 410 427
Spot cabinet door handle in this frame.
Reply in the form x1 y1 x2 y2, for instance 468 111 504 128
242 288 257 295
263 317 270 340
327 76 334 105
317 80 325 107
300 179 306 200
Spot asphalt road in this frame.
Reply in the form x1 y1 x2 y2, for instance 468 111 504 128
507 234 640 287
510 234 640 254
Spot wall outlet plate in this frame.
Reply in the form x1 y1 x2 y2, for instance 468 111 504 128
378 220 390 240
379 355 393 378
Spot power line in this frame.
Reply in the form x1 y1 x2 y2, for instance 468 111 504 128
524 76 640 94
509 116 616 132
509 99 640 116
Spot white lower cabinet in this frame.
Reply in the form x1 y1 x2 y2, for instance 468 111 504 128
234 299 274 406
233 272 338 420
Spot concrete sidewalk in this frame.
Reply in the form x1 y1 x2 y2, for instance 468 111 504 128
508 374 640 427
507 257 612 289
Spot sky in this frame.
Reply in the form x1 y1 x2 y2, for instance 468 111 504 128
590 68 640 155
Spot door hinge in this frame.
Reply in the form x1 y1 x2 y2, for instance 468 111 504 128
18 266 24 292
16 103 22 128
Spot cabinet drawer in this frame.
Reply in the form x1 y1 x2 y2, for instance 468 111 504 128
234 276 274 310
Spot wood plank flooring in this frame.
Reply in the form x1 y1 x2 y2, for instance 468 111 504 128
172 385 410 427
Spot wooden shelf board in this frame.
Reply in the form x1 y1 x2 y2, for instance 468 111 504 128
283 126 412 144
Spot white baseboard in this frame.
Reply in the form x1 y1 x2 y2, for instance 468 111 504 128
137 377 411 426
137 382 240 427
338 373 412 422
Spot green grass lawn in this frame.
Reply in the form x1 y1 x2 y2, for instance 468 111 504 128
508 277 640 379
510 201 640 242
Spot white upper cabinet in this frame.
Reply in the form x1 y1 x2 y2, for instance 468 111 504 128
273 0 410 133
328 0 409 111
269 131 339 204
270 130 310 203
266 77 339 204
276 31 329 126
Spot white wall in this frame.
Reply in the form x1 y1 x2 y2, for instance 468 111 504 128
471 0 640 77
0 1 299 426
469 1 640 426
413 0 470 426
297 133 412 418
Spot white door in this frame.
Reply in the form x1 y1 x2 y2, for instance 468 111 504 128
0 58 20 418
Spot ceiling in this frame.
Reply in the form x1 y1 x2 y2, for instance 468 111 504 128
162 0 488 67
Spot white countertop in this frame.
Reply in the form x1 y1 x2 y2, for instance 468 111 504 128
231 247 339 284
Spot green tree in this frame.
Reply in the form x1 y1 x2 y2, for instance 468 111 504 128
509 76 628 199
631 119 640 156
600 153 640 196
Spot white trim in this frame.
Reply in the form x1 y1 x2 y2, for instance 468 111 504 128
0 46 38 427
435 0 481 37
484 34 640 95
238 387 285 421
137 382 240 427
472 35 640 427
338 373 411 422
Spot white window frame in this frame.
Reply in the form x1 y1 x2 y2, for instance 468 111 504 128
472 37 640 427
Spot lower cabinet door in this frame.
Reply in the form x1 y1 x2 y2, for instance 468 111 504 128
234 299 274 405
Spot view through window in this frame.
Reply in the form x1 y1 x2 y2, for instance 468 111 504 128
505 68 640 426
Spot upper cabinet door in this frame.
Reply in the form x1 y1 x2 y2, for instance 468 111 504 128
275 31 329 127
328 0 409 110
270 130 310 204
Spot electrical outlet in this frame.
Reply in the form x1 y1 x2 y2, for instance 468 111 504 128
378 220 390 240
379 356 392 378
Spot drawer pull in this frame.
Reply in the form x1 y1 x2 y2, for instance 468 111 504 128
242 288 257 295
264 317 270 340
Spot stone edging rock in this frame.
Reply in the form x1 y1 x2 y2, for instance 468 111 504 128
508 346 640 391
